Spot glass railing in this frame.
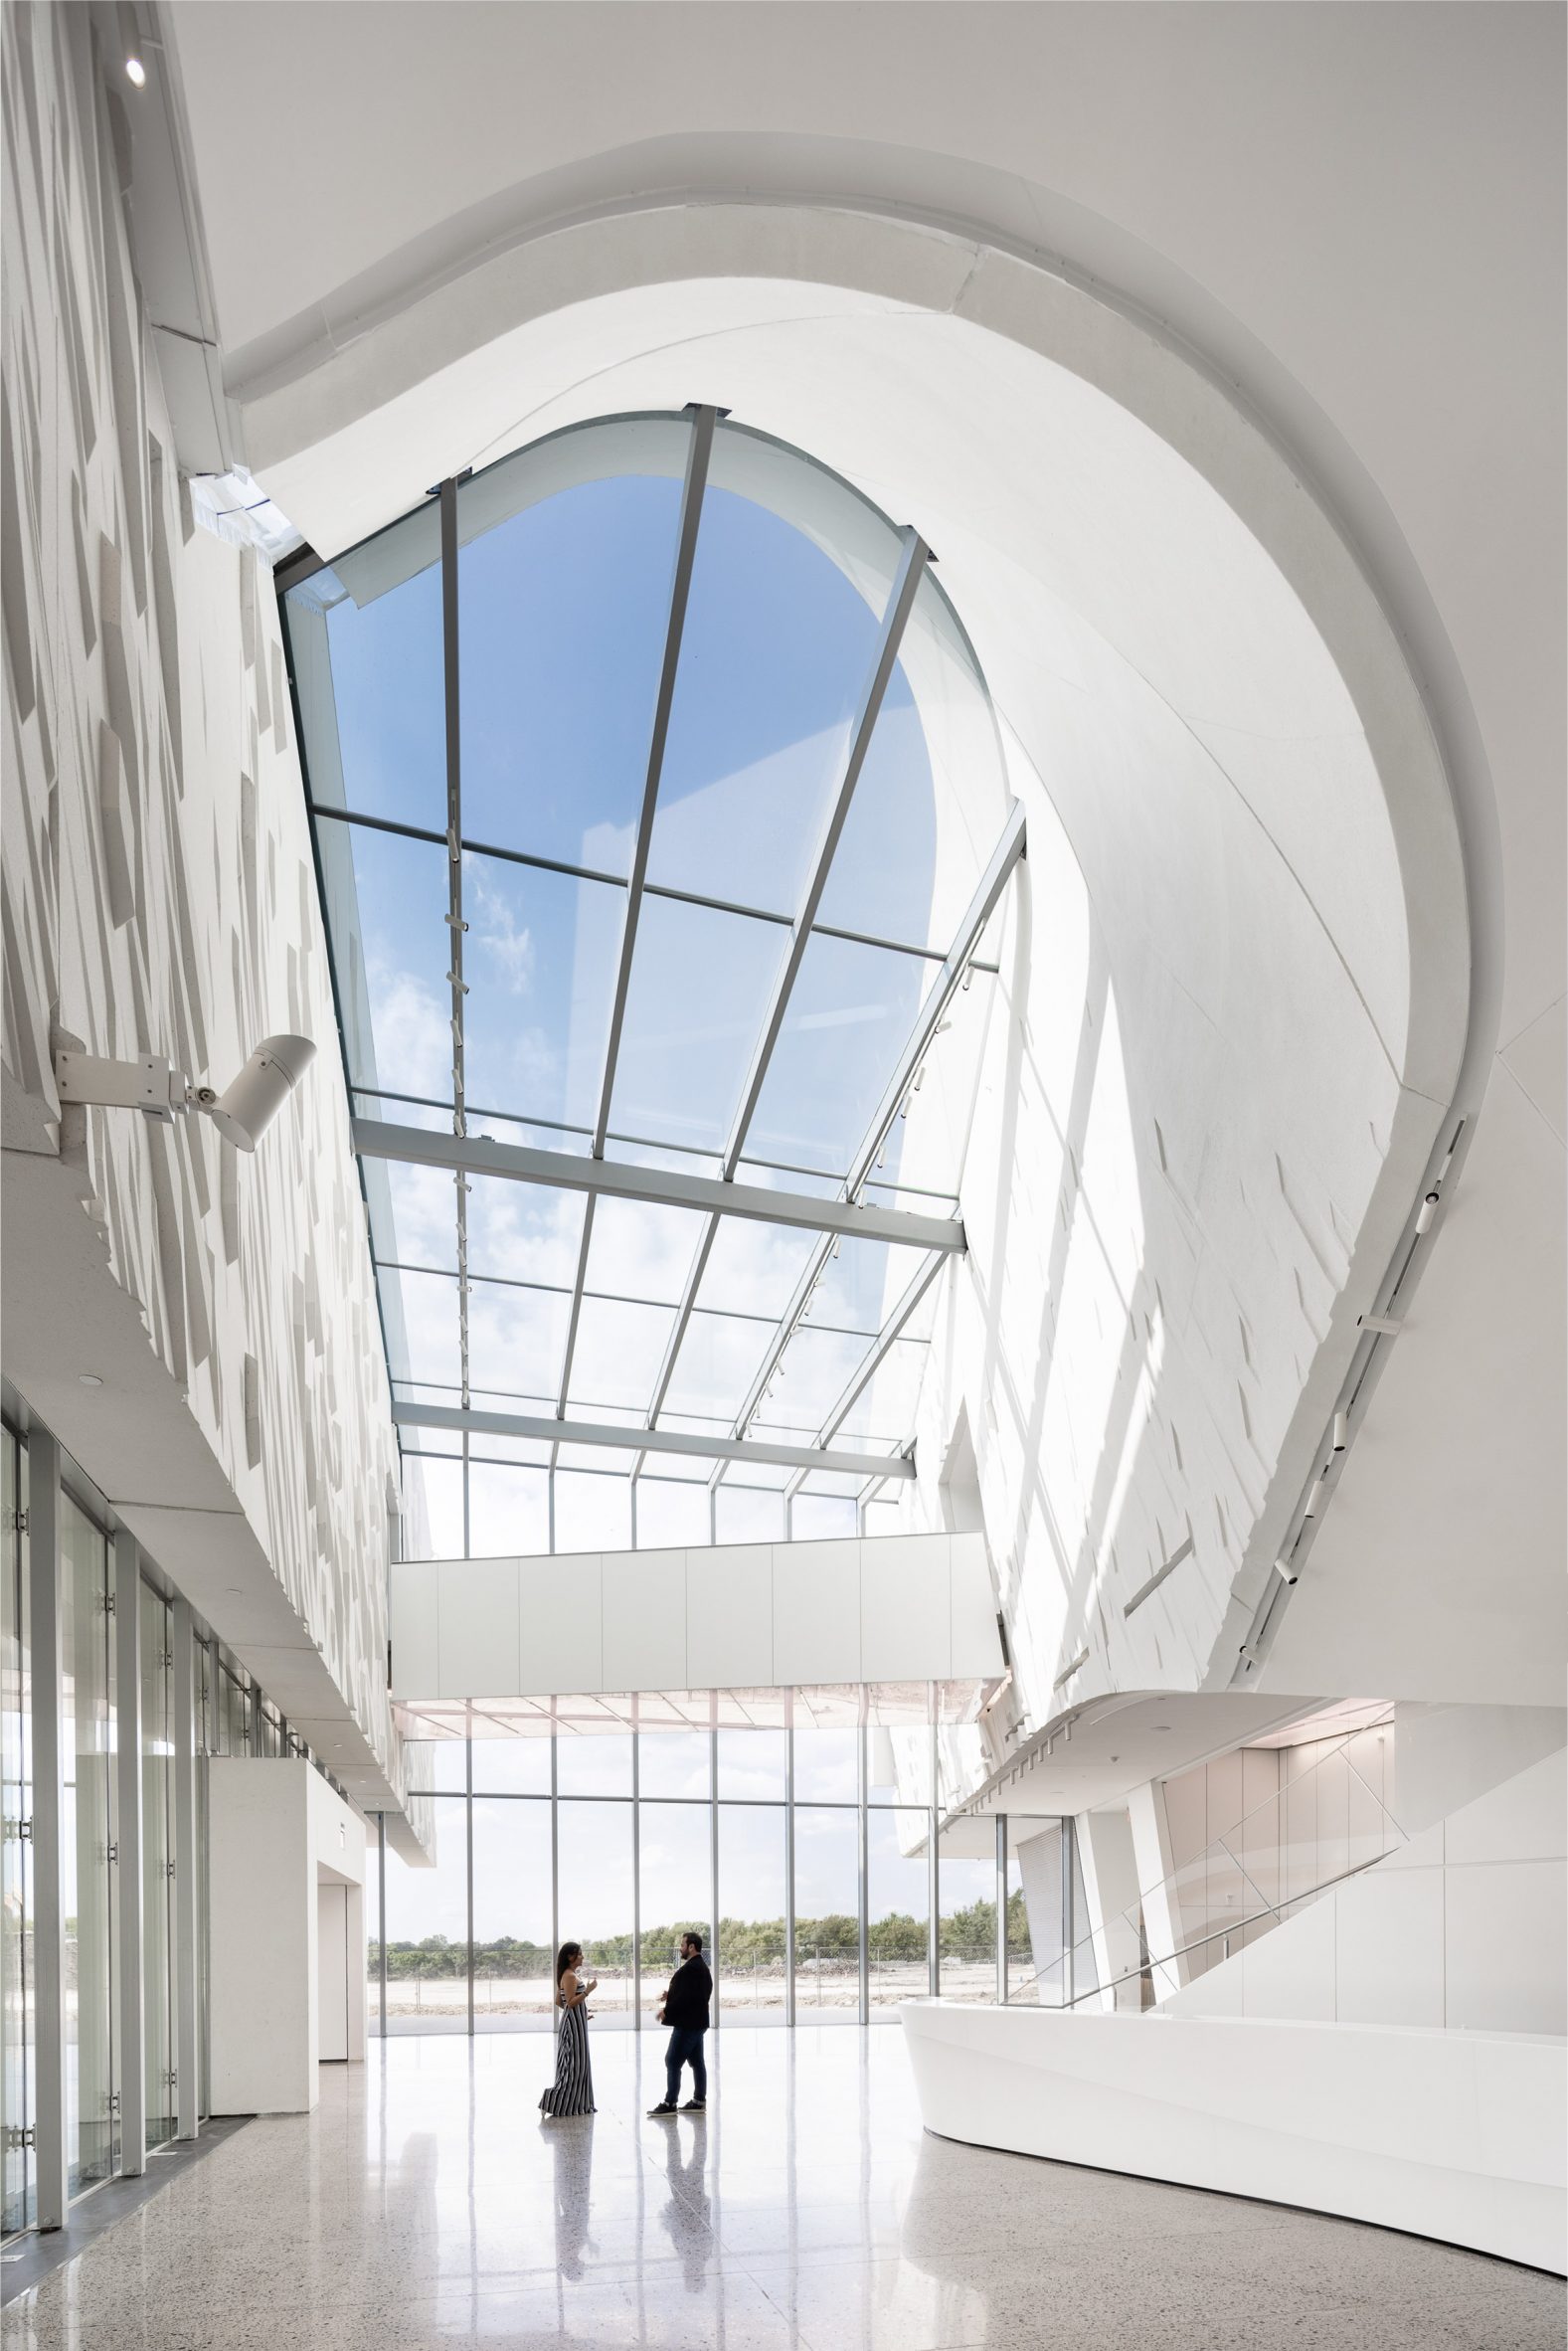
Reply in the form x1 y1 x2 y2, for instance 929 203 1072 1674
1007 1722 1402 2013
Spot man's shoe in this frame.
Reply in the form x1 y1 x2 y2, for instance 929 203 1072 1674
646 2101 678 2117
681 2099 706 2111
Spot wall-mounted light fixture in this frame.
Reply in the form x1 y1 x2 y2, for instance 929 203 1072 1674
55 1034 316 1152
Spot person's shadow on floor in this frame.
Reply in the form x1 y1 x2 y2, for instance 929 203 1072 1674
658 2114 712 2292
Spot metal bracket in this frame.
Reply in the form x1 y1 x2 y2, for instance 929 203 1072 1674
54 1048 188 1123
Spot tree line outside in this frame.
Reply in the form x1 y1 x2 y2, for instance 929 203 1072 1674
371 1892 1032 1980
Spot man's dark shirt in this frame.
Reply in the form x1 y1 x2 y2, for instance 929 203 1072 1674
663 1953 712 2031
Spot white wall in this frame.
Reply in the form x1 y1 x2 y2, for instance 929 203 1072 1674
1169 1745 1566 2040
208 1758 367 2114
389 1530 1002 1700
0 8 409 1817
903 1997 1567 2272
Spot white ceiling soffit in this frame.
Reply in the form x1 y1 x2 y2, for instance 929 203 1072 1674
958 1691 1332 1826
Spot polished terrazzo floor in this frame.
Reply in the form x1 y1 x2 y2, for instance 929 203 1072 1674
6 2028 1563 2350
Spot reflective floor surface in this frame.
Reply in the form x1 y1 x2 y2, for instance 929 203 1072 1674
7 2029 1564 2349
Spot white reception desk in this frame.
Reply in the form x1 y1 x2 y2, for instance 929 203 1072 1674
901 1999 1566 2274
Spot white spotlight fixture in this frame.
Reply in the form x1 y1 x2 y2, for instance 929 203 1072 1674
1274 1558 1299 1585
1415 1190 1440 1235
124 53 146 85
1332 1410 1349 1452
55 1033 316 1153
1303 1472 1330 1519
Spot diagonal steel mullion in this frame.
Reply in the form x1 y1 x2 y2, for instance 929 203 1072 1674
783 1248 946 1501
844 797 1026 1203
720 527 930 1182
715 801 1025 1481
556 405 718 1418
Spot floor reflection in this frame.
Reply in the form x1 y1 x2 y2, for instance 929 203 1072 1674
5 2028 1561 2351
656 2111 712 2289
548 2112 597 2281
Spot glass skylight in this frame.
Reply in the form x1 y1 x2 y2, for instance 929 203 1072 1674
280 410 1016 1561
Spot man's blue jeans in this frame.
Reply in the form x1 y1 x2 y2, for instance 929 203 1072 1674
664 2025 707 2105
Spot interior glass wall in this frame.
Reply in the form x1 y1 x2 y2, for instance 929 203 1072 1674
1 1431 32 2232
139 1583 175 2147
60 1496 114 2192
376 1713 1066 2036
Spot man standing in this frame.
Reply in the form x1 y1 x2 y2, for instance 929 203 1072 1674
647 1930 712 2116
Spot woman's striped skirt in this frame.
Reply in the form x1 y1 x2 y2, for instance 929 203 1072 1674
540 1998 595 2117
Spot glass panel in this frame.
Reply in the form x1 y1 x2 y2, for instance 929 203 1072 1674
936 1826 996 2006
632 1481 711 1549
470 1735 552 1795
384 1795 469 2035
790 1719 859 1803
140 1584 174 2145
791 1807 859 2023
1 1432 33 2233
457 415 690 870
868 1810 929 2013
365 1827 383 2040
695 1216 820 1319
311 815 451 1103
556 1734 631 1798
715 1488 784 1545
609 893 785 1154
381 1266 461 1392
636 1800 711 2012
718 1806 786 2025
747 931 927 1177
471 1798 553 2034
791 1496 858 1541
460 852 622 1132
283 505 443 830
581 1195 709 1308
818 564 1007 954
465 1176 586 1289
467 1464 550 1559
404 1456 464 1559
565 1297 677 1416
648 425 903 917
61 1498 114 2192
659 1309 771 1423
554 1473 629 1555
405 1737 466 1794
717 1727 786 1802
466 1282 573 1403
637 1731 710 1802
558 1799 634 2031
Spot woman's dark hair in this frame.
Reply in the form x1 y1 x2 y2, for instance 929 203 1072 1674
556 1941 584 1983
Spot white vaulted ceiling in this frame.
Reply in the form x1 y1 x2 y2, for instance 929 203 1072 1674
150 1 1562 1710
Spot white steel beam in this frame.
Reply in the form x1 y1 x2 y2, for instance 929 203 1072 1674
352 1120 964 1251
392 1399 915 1481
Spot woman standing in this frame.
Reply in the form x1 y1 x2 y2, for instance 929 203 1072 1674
539 1941 597 2119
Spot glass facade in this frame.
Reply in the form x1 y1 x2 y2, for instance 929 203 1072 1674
0 1413 355 2242
60 1496 114 2192
367 1716 1070 2038
280 410 1018 1568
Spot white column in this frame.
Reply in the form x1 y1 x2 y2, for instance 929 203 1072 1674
1128 1780 1187 1999
113 1528 146 2173
1075 1808 1143 2010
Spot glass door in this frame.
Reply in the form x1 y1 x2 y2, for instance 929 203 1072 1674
1 1430 32 2234
140 1584 175 2150
61 1497 115 2191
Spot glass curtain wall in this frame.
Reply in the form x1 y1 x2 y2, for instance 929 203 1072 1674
1 1429 32 2232
373 1708 1068 2037
139 1583 175 2148
60 1497 115 2192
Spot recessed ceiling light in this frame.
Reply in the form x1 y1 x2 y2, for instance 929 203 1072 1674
125 56 146 87
78 1372 103 1388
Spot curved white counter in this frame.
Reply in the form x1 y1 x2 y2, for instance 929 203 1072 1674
901 1998 1566 2273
